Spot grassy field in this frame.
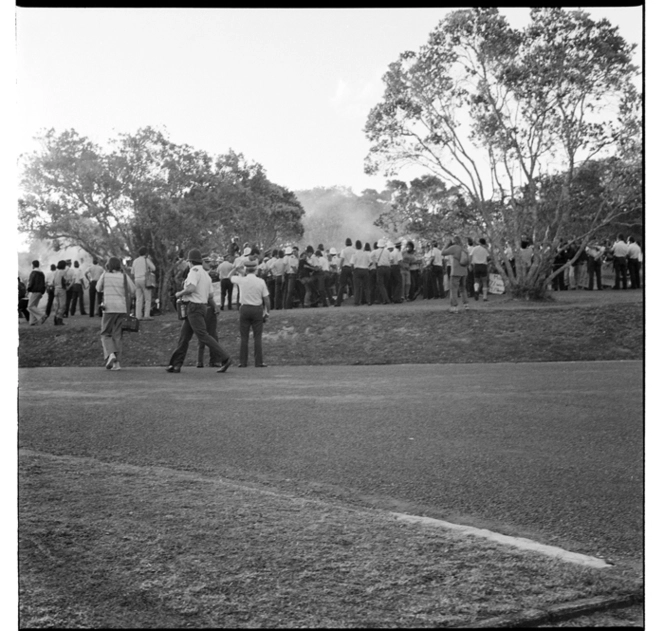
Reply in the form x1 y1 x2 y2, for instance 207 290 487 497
18 289 645 628
18 290 643 368
19 450 643 629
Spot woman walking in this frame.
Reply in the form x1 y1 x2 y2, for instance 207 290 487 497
96 257 136 370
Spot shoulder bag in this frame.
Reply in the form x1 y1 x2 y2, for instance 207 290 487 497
121 273 140 333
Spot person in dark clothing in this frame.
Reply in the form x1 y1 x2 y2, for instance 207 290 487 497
18 277 30 322
27 260 48 325
44 263 56 317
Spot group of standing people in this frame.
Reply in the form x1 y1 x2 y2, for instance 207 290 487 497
204 236 493 315
551 234 643 292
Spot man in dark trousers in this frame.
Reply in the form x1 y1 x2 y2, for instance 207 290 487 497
166 249 232 374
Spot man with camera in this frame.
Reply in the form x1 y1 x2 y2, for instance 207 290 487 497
166 249 232 374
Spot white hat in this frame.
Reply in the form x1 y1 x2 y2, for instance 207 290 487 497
285 246 293 255
329 247 337 255
243 247 251 256
377 238 386 248
386 241 395 248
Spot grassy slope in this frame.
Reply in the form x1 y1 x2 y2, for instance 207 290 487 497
18 300 643 368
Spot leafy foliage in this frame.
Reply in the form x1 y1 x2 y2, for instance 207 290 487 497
18 127 305 308
364 8 641 298
375 176 478 241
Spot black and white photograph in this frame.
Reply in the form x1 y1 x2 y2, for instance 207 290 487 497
12 5 648 628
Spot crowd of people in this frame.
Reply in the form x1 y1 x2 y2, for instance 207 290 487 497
19 232 643 371
197 233 643 314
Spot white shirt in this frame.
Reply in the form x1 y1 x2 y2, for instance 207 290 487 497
431 247 443 266
350 249 372 269
318 255 330 271
612 240 629 257
340 246 355 267
217 260 233 279
131 255 155 280
231 273 269 306
375 248 391 267
182 266 213 303
627 242 641 260
471 245 490 265
86 263 105 283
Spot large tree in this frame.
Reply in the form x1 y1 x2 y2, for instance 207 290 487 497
19 127 305 309
375 175 478 242
364 7 641 298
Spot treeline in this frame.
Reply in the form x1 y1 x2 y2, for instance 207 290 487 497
18 126 306 309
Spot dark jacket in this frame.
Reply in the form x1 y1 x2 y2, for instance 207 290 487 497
27 270 46 294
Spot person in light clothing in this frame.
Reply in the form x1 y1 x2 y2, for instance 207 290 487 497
166 249 232 374
96 257 136 370
85 258 106 317
441 236 470 312
231 259 271 367
626 236 642 289
470 238 491 301
131 246 156 320
217 254 235 310
611 234 629 290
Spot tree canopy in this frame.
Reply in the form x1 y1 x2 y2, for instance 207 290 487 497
364 7 641 298
19 126 305 308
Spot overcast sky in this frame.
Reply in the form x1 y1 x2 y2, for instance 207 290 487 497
16 7 643 196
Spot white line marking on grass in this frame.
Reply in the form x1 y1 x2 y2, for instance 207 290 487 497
391 512 610 569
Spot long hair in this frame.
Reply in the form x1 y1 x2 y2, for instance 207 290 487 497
107 257 122 272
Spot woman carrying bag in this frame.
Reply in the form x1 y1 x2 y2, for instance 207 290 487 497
96 257 136 370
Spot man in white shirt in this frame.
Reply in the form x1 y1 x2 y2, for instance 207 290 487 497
611 234 629 289
283 246 299 309
231 258 270 367
374 238 391 305
470 238 491 301
430 241 444 299
334 238 356 307
216 254 234 310
69 261 87 316
85 258 106 317
166 249 232 374
131 246 157 320
388 241 403 303
626 236 642 289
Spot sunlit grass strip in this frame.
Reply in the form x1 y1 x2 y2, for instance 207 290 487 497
392 513 610 569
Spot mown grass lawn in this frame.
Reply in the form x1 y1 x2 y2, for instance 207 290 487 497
19 451 643 629
18 290 644 628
